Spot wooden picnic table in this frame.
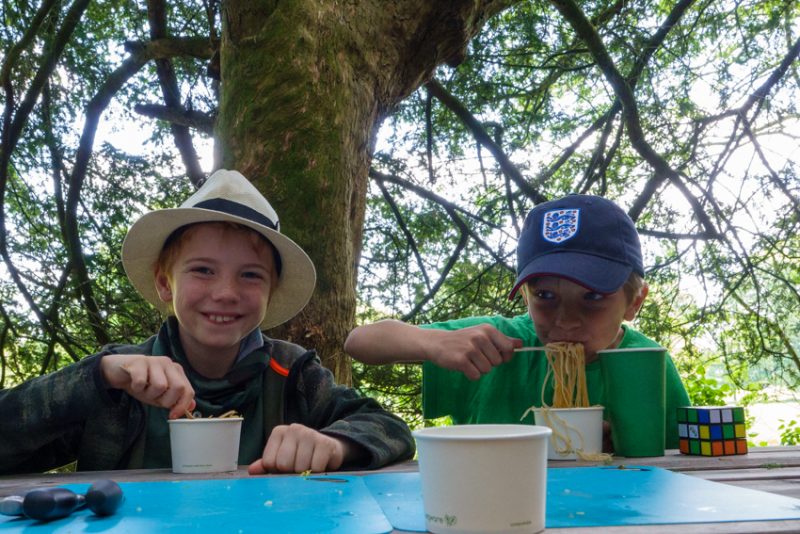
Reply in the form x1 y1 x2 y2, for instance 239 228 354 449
2 446 799 532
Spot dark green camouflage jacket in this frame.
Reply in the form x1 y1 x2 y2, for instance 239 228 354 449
0 321 415 474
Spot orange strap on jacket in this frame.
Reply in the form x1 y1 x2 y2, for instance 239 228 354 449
269 357 289 377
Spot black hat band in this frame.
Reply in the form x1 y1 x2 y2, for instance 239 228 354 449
194 198 279 231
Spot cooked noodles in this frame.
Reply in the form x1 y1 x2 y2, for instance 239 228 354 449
183 409 240 419
542 342 589 408
520 342 610 462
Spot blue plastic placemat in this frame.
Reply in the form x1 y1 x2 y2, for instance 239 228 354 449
363 466 800 530
0 475 391 533
5 467 800 532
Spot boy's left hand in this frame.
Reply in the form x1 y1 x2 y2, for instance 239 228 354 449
247 424 357 475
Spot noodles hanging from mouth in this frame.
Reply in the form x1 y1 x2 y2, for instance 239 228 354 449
542 342 589 408
520 341 609 462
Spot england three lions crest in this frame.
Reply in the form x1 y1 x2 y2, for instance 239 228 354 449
543 208 580 243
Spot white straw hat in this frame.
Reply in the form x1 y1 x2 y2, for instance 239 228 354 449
122 169 316 329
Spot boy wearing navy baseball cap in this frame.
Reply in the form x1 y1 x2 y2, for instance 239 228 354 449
345 194 689 451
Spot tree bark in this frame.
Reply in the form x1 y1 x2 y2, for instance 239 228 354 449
216 0 518 383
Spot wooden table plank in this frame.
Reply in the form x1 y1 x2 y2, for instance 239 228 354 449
687 466 800 482
549 520 800 533
566 446 800 471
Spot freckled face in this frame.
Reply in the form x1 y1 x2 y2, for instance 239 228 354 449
155 224 276 365
524 277 642 362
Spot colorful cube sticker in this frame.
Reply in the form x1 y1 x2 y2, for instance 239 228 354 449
676 406 748 456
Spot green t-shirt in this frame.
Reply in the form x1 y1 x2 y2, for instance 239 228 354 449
421 314 690 449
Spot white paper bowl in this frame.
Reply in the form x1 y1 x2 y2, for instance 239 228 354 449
413 424 551 534
168 417 243 474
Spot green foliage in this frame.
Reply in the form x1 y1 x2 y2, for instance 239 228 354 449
1 0 798 447
0 151 181 385
0 0 211 386
352 361 423 429
682 365 732 407
778 418 800 446
357 0 800 429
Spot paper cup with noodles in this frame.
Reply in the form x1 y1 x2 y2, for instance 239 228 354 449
168 417 243 474
531 406 604 460
414 424 551 534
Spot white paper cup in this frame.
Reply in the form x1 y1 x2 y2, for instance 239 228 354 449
168 417 243 474
532 406 604 460
413 424 551 534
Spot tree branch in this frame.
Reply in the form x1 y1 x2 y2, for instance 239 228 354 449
375 179 433 293
637 228 722 240
61 49 153 347
147 0 206 187
425 77 547 204
1 0 59 128
1 0 92 199
0 0 93 358
740 116 800 213
402 231 469 321
424 87 435 183
579 109 617 193
123 36 217 61
697 35 800 128
550 0 719 237
133 104 215 136
370 168 514 273
693 35 800 218
371 169 496 321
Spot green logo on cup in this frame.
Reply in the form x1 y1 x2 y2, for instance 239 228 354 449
425 513 458 526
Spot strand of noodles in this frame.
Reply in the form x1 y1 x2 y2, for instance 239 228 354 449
541 342 590 408
183 409 240 419
528 405 610 463
524 342 611 462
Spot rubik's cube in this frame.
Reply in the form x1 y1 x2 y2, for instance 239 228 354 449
677 406 748 456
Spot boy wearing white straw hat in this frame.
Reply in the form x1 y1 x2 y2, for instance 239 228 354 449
345 194 690 451
0 169 414 475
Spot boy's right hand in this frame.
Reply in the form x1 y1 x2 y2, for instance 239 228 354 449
100 354 196 419
424 324 522 380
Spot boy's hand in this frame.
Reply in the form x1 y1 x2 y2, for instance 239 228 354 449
100 354 196 419
248 424 358 475
425 324 522 380
344 319 521 379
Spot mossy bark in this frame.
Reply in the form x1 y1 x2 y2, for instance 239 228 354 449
217 0 517 383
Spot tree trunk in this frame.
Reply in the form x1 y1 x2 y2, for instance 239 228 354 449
217 0 518 383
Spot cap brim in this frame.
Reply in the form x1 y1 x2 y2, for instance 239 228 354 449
122 207 316 330
509 251 632 298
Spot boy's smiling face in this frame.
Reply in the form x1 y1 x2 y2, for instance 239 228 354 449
524 276 647 363
155 223 277 372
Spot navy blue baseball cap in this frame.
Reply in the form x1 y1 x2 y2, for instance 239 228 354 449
509 194 644 298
